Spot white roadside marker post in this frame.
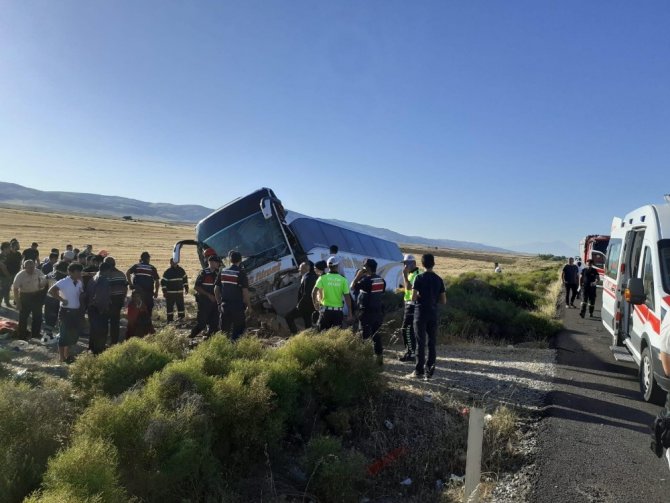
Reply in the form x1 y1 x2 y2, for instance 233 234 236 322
464 407 485 503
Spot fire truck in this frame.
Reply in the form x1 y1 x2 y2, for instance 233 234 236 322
579 234 610 276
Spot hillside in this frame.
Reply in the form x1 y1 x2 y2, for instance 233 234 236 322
0 181 513 253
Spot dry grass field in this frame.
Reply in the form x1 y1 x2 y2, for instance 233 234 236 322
1 207 546 283
0 207 202 277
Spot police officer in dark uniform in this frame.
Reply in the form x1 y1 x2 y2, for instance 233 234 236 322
126 252 160 318
284 260 317 334
351 258 387 365
161 258 189 323
579 259 600 318
190 255 220 338
215 251 250 341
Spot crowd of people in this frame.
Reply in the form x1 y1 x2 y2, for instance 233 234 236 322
1 239 447 378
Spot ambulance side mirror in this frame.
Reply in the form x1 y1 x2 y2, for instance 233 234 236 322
625 278 646 305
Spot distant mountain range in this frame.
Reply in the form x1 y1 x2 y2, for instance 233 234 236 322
0 181 522 254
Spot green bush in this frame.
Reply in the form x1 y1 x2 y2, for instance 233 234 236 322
28 437 126 503
189 334 266 377
144 359 215 409
144 325 191 358
0 380 75 503
303 436 366 503
69 338 174 399
275 330 382 407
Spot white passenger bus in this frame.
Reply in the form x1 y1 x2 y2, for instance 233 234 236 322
173 188 403 316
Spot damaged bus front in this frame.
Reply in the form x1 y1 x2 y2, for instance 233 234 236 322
173 188 403 316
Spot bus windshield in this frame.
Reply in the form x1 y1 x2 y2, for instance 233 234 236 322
202 211 290 271
660 240 670 294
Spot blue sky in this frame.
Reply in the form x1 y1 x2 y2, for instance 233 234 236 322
1 1 668 253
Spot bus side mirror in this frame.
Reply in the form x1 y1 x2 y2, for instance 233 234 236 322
625 278 646 305
260 198 273 220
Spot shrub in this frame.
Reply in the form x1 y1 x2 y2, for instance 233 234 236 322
275 330 382 407
0 380 75 503
210 371 284 470
28 437 126 503
303 436 366 503
189 334 266 377
144 325 191 358
69 338 174 399
144 359 215 409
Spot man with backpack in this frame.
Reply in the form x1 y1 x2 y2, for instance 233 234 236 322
86 262 112 354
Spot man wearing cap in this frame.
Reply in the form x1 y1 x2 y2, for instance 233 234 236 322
284 261 317 334
215 251 250 340
62 250 76 263
399 254 420 362
104 256 128 345
191 255 221 338
126 252 160 318
351 258 387 364
12 260 48 339
312 256 353 331
161 258 189 323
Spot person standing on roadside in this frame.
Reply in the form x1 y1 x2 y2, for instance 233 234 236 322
562 257 580 308
41 252 59 276
215 251 250 340
579 259 600 318
494 262 503 273
49 263 84 363
22 242 40 264
284 261 317 334
86 262 112 354
161 258 189 323
190 255 220 338
312 256 353 331
6 240 22 305
410 254 446 380
351 258 386 365
12 259 48 339
0 242 12 307
651 311 670 466
44 260 69 339
399 254 420 363
126 251 160 319
103 257 128 345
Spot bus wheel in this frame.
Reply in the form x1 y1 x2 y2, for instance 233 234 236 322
640 346 665 404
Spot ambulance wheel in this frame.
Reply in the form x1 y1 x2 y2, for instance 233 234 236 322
640 346 665 405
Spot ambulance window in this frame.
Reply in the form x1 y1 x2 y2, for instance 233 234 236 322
660 240 670 294
642 247 655 311
630 231 645 278
605 239 622 279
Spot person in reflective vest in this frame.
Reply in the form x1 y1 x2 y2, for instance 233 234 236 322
399 254 420 362
190 255 220 338
215 251 250 340
351 258 386 365
312 256 353 331
161 258 189 323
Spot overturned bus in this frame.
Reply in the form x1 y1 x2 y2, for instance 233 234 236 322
173 188 403 316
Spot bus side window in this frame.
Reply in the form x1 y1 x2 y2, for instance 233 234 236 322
642 247 655 311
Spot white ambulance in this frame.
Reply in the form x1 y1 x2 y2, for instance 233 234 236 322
601 199 670 403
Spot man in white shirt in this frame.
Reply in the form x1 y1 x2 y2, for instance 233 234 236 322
12 259 47 339
48 263 84 363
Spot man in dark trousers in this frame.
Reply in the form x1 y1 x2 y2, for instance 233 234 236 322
561 257 580 308
351 258 387 365
6 240 22 305
312 256 353 331
191 255 220 338
161 258 189 323
12 260 48 339
215 251 250 340
284 260 317 334
411 254 446 380
0 242 12 307
104 256 128 345
86 262 112 354
126 252 160 318
579 259 600 318
399 254 420 362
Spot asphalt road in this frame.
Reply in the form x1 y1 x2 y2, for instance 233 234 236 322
530 296 670 503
